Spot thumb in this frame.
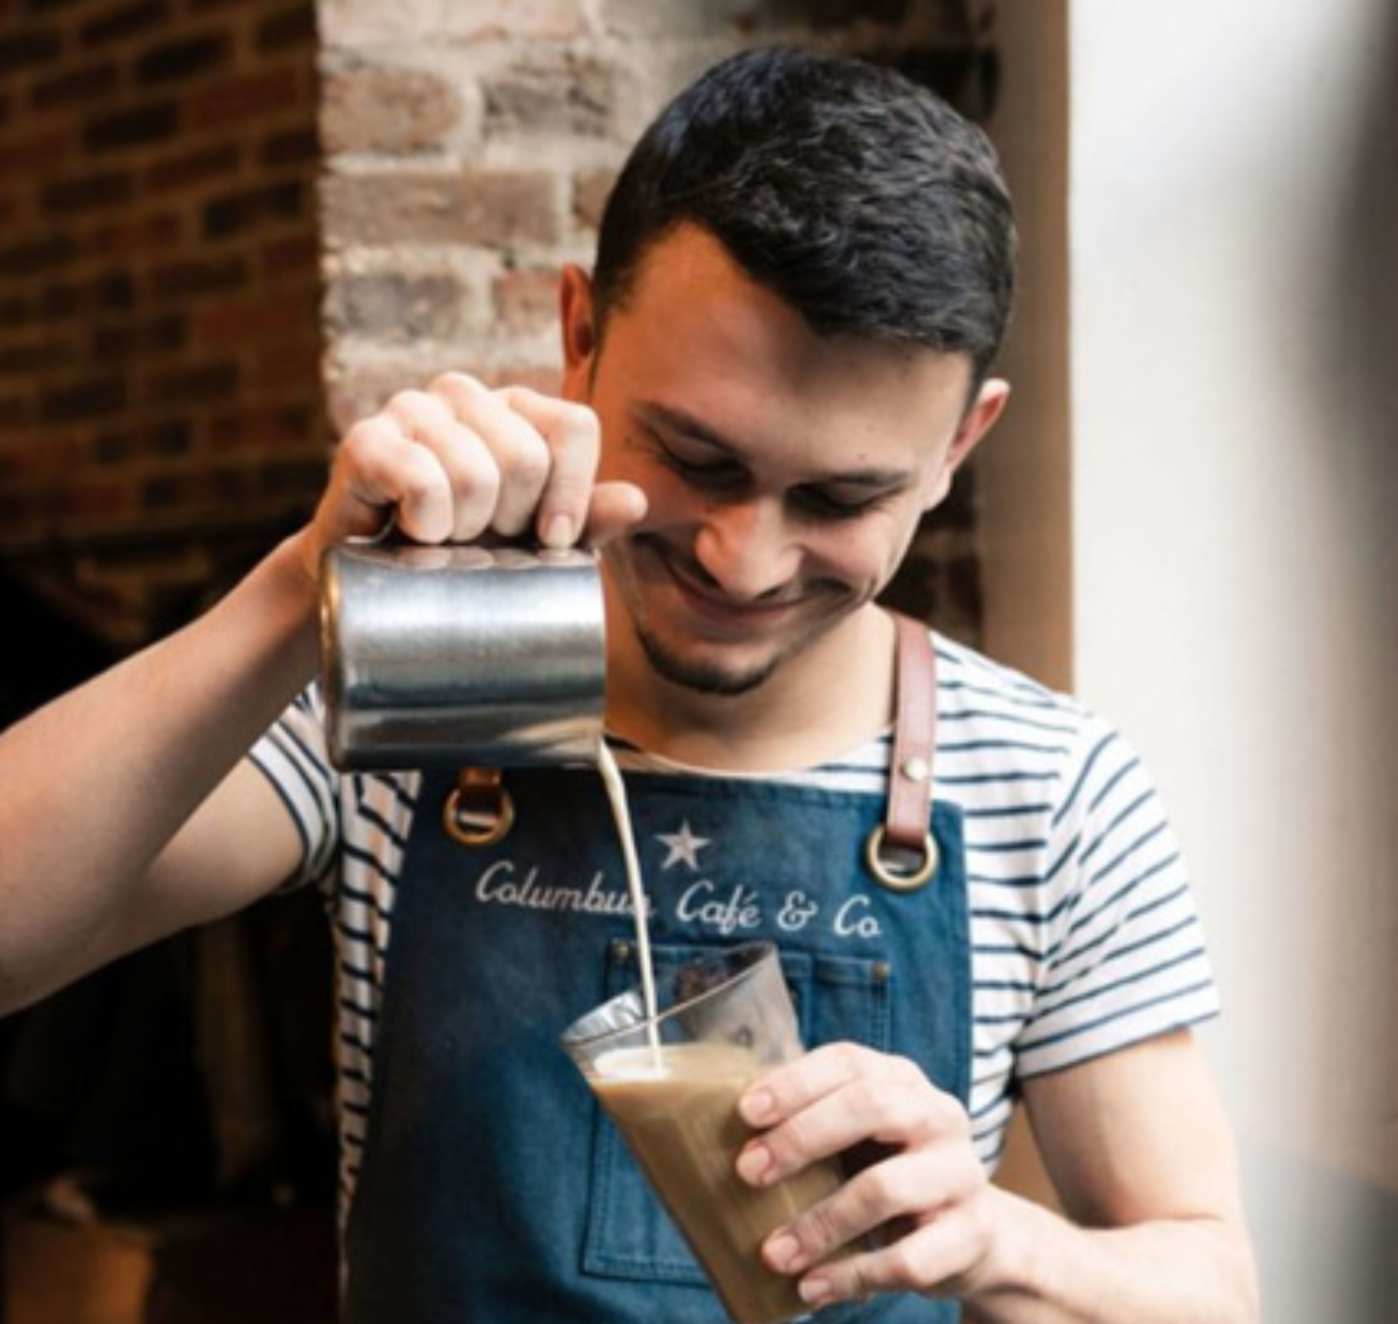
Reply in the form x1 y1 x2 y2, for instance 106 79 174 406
573 480 648 549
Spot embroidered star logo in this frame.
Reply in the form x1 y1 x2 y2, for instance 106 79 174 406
657 820 710 871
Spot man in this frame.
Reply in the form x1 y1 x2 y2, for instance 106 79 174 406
0 48 1256 1323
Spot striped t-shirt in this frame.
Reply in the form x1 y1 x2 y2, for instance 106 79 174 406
250 630 1219 1220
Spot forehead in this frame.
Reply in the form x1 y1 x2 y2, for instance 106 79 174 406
601 225 974 466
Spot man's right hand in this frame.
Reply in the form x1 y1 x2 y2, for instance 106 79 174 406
298 372 647 582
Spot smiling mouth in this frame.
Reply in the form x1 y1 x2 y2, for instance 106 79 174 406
651 547 807 631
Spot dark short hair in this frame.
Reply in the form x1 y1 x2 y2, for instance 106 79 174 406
592 46 1018 385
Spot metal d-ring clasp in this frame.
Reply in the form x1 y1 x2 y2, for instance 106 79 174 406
864 822 939 892
443 768 515 847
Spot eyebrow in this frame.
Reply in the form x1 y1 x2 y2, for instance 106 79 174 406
636 400 913 489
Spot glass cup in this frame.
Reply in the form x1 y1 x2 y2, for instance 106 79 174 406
561 942 846 1324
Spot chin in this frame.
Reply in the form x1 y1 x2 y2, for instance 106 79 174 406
637 630 782 697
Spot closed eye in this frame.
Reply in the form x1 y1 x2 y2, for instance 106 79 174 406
652 433 751 493
791 484 900 521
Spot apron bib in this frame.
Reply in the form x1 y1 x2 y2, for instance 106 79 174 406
344 628 970 1324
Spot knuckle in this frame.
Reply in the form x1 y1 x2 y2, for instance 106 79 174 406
336 422 377 466
384 388 433 424
429 370 484 398
841 1254 875 1301
800 1195 846 1253
827 1040 869 1074
766 1115 815 1172
503 440 551 490
880 1235 924 1288
888 1052 922 1080
459 462 500 508
851 1161 900 1217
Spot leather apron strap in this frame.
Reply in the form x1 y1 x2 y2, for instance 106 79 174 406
865 611 939 891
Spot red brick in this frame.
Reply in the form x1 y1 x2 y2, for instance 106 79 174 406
83 99 179 154
135 31 232 86
0 234 78 278
0 391 38 428
0 129 74 175
256 5 318 54
92 420 195 464
252 338 320 392
206 403 319 452
79 1 173 49
148 254 248 301
57 477 135 521
40 375 128 423
259 233 320 278
202 180 306 239
41 269 138 318
143 141 242 194
187 68 305 129
0 430 83 477
29 59 123 111
89 314 187 360
41 168 136 216
195 293 317 347
0 334 81 374
0 25 63 76
260 125 318 168
141 360 240 406
89 212 185 257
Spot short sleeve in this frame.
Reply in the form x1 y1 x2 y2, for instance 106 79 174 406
247 685 341 890
1013 718 1220 1078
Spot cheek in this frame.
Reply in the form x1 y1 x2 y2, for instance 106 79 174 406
806 522 906 589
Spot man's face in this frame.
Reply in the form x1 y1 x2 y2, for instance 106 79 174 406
562 225 1000 699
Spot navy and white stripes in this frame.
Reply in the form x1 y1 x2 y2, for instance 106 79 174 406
249 631 1218 1222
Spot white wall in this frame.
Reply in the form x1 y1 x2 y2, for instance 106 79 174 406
991 2 1398 1319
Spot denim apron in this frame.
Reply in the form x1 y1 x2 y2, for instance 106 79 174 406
344 640 970 1324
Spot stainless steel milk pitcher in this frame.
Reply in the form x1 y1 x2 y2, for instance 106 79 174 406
319 538 606 770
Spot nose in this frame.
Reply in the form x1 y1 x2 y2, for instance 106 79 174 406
692 498 801 602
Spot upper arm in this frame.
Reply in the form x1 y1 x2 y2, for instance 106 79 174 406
1019 1028 1248 1230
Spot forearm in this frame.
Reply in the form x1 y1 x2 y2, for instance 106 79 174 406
0 533 320 1010
961 1186 1258 1324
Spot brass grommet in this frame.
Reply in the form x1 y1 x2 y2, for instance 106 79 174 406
864 824 938 892
443 770 516 848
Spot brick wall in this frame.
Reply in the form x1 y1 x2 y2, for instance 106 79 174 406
0 0 998 654
0 0 325 650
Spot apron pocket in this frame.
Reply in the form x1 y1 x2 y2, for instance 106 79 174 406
580 938 894 1286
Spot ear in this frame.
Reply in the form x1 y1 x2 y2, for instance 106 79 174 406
923 377 1010 509
559 263 597 399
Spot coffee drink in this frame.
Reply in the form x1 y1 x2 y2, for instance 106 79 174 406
592 1040 844 1324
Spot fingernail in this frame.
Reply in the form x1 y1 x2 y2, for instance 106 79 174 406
543 513 575 548
765 1233 804 1274
735 1141 774 1187
799 1276 835 1307
740 1087 775 1126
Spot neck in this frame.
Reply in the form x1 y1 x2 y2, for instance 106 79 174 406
605 606 898 772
